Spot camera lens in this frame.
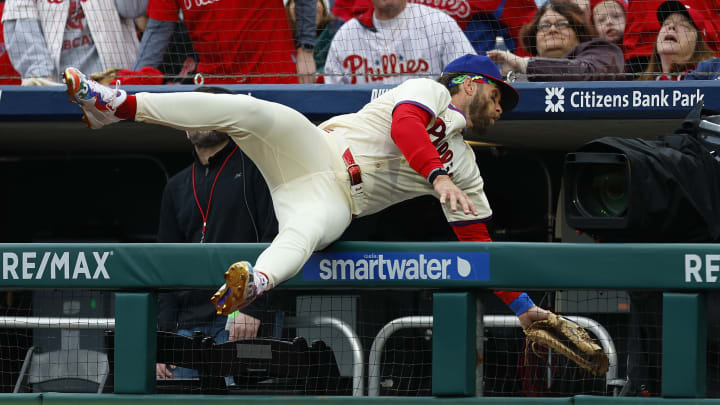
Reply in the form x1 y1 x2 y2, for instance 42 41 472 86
575 166 628 217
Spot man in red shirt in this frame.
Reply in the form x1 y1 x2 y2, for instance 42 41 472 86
136 0 317 84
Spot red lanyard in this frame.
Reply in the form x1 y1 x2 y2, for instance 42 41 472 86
191 145 238 243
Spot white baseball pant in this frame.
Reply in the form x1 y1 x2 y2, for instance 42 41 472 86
135 92 354 288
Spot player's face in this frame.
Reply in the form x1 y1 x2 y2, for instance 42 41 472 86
467 83 502 135
186 130 228 148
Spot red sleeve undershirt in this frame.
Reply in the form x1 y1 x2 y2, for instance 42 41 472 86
391 103 444 179
451 221 523 306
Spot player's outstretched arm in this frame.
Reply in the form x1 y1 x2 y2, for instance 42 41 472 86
432 175 477 216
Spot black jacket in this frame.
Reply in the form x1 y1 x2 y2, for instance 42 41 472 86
157 141 278 331
580 134 720 242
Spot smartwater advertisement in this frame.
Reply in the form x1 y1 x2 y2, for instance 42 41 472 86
302 252 489 281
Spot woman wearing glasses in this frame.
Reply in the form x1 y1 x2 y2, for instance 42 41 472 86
487 0 623 81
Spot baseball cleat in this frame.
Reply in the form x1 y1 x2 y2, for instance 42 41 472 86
63 67 126 129
210 261 259 315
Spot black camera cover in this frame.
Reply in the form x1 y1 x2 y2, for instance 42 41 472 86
570 102 720 242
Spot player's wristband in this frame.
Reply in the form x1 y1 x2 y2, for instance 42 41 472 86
228 310 240 318
508 293 535 316
427 168 448 185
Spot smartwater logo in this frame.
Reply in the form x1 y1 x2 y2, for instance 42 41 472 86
302 252 489 281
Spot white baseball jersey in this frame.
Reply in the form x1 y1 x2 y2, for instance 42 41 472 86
319 78 492 223
324 3 477 85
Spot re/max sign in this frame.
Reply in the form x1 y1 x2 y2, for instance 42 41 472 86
2 251 112 280
684 254 720 282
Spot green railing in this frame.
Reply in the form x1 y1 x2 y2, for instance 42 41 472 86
1 241 718 404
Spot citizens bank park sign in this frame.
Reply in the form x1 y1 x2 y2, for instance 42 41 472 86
542 86 705 113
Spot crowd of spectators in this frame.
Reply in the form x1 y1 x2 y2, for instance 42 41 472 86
1 0 720 85
487 0 624 81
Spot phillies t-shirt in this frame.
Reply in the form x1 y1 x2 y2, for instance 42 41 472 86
148 0 298 84
59 0 102 78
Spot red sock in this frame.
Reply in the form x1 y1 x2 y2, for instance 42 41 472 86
115 94 137 120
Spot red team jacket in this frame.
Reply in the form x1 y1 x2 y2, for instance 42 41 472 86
147 0 299 84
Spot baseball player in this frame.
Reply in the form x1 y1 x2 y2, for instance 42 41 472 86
62 54 550 328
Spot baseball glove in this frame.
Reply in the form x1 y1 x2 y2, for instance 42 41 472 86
523 313 609 376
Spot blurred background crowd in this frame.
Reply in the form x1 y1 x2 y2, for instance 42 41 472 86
1 0 720 86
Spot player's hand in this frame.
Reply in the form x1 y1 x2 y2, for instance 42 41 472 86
156 363 175 379
486 50 529 74
296 47 317 84
227 312 261 341
21 77 62 86
90 68 119 85
433 175 478 216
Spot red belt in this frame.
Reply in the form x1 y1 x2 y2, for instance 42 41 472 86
342 148 362 186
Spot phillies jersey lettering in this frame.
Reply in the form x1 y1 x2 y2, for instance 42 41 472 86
343 54 430 84
63 34 93 50
318 78 491 222
325 3 475 85
428 119 454 164
66 0 84 29
411 0 471 18
183 0 223 10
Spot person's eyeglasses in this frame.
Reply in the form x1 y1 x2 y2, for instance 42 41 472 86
538 20 571 32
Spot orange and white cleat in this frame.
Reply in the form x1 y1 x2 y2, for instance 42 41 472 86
210 261 259 315
63 67 126 129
